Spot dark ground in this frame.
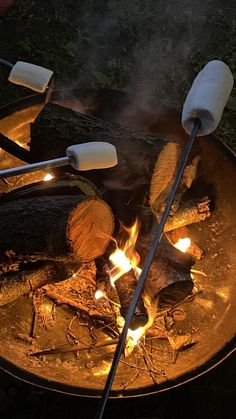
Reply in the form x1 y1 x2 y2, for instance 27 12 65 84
0 1 236 418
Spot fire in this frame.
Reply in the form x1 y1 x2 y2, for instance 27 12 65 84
174 237 191 253
109 219 141 286
44 173 54 181
127 326 143 346
108 219 144 346
94 289 105 300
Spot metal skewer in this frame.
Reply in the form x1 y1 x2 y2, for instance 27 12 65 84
0 157 70 179
0 142 118 179
95 118 201 419
96 59 234 417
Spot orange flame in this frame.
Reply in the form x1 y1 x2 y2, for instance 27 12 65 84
174 237 191 253
109 219 141 286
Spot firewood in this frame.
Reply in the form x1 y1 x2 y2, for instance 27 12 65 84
138 237 194 309
0 261 73 307
28 103 180 219
1 175 100 202
166 226 204 260
163 197 211 232
0 194 114 263
0 171 48 195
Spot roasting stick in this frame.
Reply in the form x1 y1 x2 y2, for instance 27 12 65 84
0 142 118 178
95 60 234 419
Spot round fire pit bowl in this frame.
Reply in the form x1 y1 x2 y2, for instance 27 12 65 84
0 90 235 397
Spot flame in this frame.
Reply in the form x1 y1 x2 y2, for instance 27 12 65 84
44 173 54 181
94 290 105 300
109 219 141 286
174 237 191 253
127 326 143 346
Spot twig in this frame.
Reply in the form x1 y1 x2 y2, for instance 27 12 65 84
29 338 119 356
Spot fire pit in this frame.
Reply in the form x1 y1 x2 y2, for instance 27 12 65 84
0 90 236 397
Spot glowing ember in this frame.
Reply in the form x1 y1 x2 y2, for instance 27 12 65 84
44 173 54 181
109 219 141 286
174 237 191 253
94 289 105 300
127 326 143 346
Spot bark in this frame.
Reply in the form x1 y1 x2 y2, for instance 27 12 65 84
0 194 114 263
163 197 211 232
0 261 74 307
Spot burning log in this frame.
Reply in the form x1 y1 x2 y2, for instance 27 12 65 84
138 238 195 309
0 261 73 307
0 194 114 264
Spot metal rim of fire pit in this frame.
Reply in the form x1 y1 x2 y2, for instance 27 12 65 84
0 91 236 398
0 337 235 398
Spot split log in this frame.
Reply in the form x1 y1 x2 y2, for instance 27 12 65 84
28 103 180 222
163 197 211 232
0 194 114 263
0 261 74 307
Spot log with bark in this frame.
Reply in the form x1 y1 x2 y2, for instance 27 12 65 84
28 103 180 222
0 194 114 264
0 261 75 307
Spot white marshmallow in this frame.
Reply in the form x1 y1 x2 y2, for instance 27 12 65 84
182 60 234 136
66 142 118 171
8 61 53 93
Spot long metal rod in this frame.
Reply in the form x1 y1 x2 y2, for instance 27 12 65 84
0 58 14 69
95 118 201 419
0 157 70 179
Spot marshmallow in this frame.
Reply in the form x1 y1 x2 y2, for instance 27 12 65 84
8 61 53 93
182 60 234 136
66 142 118 171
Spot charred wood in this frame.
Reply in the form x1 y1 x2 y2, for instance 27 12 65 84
138 237 194 309
115 269 148 330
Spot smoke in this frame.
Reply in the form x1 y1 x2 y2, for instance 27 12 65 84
69 0 235 114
